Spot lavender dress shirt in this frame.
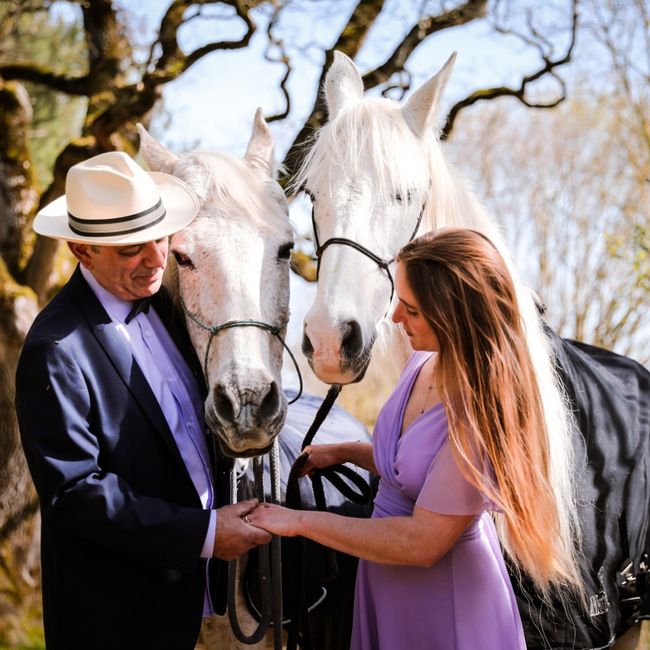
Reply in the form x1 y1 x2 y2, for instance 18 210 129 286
80 267 217 615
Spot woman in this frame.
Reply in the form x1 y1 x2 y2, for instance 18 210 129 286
248 228 583 649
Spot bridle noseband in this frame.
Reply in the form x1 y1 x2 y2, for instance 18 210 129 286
310 193 428 310
179 298 303 404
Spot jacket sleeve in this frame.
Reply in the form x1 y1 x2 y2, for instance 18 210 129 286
15 334 211 573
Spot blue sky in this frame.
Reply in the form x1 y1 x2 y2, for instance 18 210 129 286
48 0 595 386
108 0 575 156
102 0 582 389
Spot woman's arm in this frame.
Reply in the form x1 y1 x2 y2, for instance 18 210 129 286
301 441 378 475
247 502 474 567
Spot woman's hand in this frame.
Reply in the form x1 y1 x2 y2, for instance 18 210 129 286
299 444 343 476
247 503 302 537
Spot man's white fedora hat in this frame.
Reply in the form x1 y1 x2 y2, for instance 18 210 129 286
33 151 200 245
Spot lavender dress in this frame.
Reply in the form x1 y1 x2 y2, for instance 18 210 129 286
350 352 525 650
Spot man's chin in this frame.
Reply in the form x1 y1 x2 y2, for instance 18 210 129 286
134 278 163 296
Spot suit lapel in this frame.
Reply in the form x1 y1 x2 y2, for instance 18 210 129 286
151 287 226 484
151 288 207 398
67 268 192 473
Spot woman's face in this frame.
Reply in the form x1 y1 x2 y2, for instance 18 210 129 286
392 262 439 352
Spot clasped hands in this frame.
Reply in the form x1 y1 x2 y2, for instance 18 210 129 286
212 444 334 560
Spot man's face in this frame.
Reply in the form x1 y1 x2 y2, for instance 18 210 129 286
68 238 169 301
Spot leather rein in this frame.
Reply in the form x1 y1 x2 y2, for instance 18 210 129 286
187 190 427 648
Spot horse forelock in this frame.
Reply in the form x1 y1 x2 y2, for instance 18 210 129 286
295 98 430 202
179 151 291 238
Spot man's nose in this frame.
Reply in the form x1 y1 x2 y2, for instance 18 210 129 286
143 240 167 267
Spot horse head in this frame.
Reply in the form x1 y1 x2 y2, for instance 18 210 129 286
297 51 459 384
138 110 294 457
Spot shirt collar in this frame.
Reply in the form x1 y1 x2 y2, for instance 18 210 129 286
80 265 134 324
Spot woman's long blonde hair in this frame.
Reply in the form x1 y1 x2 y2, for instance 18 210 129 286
398 228 582 600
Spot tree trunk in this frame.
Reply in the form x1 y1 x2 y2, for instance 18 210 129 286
0 78 43 646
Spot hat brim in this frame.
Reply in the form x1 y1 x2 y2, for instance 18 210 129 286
33 172 200 246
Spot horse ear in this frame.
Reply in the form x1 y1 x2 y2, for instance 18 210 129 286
244 108 276 178
136 123 179 174
325 51 364 120
401 52 457 137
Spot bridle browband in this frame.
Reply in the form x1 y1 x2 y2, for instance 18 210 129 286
310 191 428 309
179 297 303 404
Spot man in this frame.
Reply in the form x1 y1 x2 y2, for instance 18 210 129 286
15 151 271 649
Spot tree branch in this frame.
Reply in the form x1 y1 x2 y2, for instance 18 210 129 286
442 0 578 139
0 64 91 95
23 138 99 299
282 0 386 183
263 3 291 123
0 80 39 281
361 0 488 89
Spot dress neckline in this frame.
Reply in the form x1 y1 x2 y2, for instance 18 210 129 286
398 352 444 439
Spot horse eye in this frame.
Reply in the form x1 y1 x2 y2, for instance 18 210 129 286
277 242 294 260
395 189 414 204
173 251 195 269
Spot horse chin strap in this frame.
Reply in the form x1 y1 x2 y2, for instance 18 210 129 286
311 192 428 314
179 297 303 404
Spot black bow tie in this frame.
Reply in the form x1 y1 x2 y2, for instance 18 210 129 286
125 297 152 324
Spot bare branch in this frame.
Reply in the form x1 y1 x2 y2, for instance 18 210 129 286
264 3 292 123
361 0 489 89
282 0 386 182
442 0 578 139
0 64 91 95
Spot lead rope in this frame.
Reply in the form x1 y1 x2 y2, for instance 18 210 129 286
284 385 373 650
179 298 295 646
270 440 283 650
227 438 284 647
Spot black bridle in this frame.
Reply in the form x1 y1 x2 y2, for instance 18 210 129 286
179 297 303 404
310 193 428 309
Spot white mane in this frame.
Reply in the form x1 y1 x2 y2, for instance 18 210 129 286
298 54 580 567
177 150 290 237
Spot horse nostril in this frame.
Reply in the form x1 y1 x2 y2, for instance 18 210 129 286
302 330 314 359
341 320 363 360
258 381 280 422
214 384 235 424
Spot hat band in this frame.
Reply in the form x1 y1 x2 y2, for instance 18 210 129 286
68 199 166 238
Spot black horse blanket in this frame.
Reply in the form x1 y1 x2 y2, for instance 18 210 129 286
243 337 649 650
516 332 650 649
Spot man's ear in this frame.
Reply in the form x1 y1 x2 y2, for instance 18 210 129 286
68 242 94 268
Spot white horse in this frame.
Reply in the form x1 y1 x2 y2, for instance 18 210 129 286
139 111 292 457
296 52 649 649
138 112 372 649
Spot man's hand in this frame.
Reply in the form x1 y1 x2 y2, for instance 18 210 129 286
213 499 272 560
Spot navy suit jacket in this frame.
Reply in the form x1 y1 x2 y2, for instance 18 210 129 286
16 267 228 650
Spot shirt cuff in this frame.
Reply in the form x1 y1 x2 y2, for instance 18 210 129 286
200 510 217 558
